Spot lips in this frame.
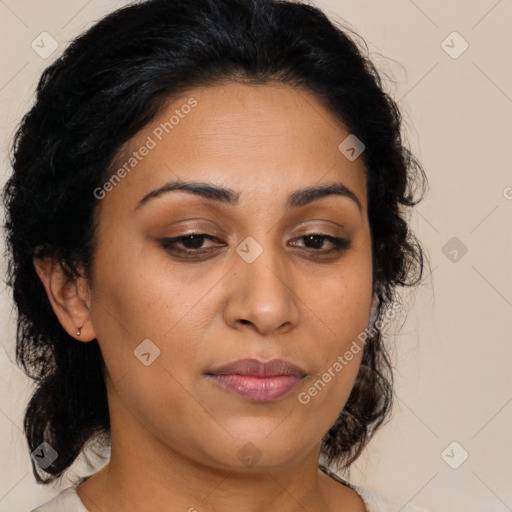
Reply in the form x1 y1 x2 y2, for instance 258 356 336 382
206 358 307 402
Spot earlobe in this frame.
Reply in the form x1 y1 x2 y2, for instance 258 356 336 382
32 256 96 342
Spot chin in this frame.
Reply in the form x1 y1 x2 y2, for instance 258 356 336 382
204 436 311 474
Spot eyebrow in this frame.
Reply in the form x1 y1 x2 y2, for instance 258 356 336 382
134 180 362 213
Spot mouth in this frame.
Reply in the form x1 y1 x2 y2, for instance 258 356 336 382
205 358 307 402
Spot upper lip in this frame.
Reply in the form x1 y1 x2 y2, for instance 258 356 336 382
206 358 307 377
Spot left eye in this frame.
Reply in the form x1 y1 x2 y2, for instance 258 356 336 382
289 234 351 252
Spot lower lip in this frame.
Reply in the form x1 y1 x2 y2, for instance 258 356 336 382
207 374 303 402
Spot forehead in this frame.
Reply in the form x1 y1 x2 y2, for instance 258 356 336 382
102 81 367 213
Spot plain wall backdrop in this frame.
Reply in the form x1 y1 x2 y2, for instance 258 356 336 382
1 1 511 511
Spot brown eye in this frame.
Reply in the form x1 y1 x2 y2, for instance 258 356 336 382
290 234 351 253
160 233 225 258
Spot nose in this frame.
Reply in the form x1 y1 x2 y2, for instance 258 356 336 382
223 240 300 336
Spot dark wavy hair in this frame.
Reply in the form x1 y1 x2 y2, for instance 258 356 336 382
2 0 428 485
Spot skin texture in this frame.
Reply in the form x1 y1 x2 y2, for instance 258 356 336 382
34 81 373 512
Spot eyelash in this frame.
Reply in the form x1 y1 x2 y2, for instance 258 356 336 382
160 233 351 259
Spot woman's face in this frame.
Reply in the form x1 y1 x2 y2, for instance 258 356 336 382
87 81 373 471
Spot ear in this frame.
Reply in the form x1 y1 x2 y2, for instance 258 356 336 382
33 256 96 342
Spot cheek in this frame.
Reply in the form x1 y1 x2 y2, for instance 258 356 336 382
89 239 220 385
295 282 368 430
311 256 373 352
90 253 214 441
108 358 208 433
297 253 372 408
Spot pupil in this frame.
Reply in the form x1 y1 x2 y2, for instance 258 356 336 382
306 235 323 249
184 235 204 248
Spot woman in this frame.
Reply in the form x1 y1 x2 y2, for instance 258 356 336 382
3 0 429 510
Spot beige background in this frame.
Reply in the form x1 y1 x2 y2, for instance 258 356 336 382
1 1 511 511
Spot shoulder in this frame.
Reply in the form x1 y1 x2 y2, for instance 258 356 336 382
351 483 430 512
319 464 430 512
30 486 88 512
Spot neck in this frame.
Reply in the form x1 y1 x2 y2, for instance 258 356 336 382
76 395 333 512
78 446 331 512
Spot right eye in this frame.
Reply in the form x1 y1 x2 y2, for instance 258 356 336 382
160 233 226 258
